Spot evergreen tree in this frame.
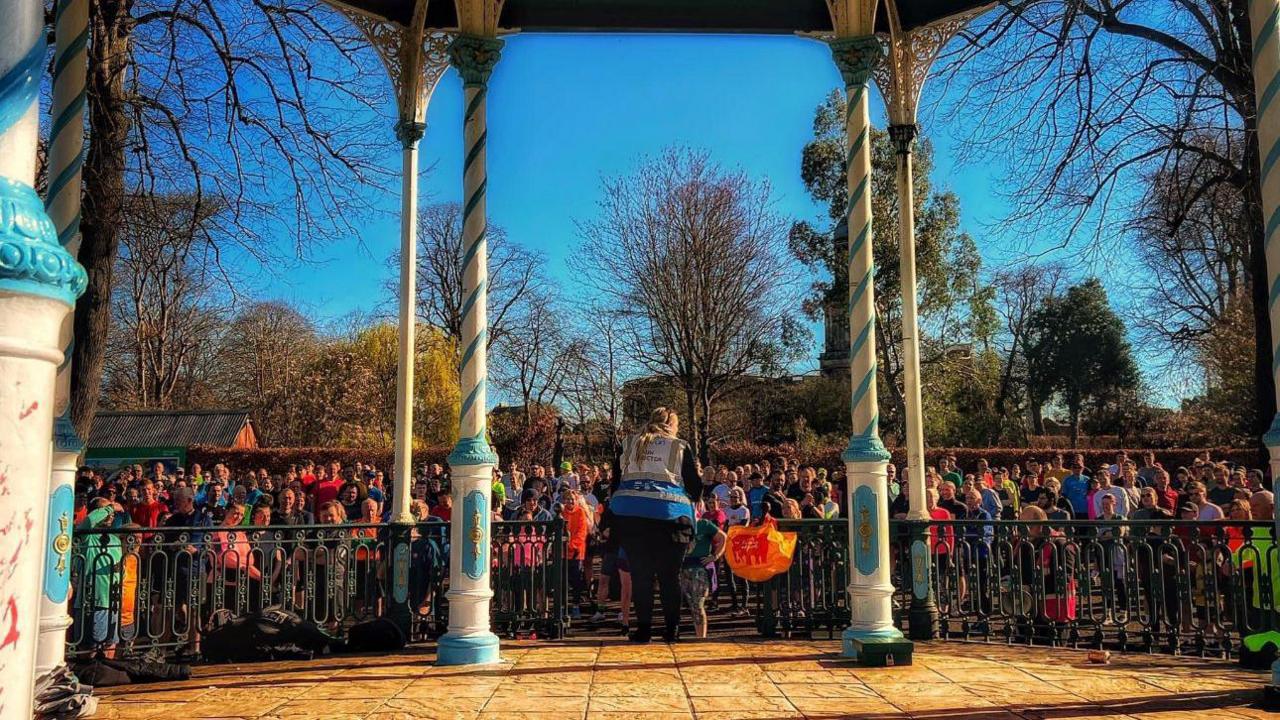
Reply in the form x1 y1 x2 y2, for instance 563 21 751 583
1025 279 1140 446
790 90 996 441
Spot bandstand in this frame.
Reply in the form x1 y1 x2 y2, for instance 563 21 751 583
4 0 1280 716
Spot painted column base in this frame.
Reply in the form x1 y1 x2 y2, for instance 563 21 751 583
387 522 414 638
906 521 938 641
841 456 911 663
34 614 73 678
37 438 80 679
437 458 499 667
907 601 939 642
841 627 912 666
437 630 501 666
1265 437 1280 707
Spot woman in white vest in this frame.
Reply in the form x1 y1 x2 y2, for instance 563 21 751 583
608 407 701 642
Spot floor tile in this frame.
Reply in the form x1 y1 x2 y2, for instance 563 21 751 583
690 695 798 713
476 707 586 712
691 707 798 712
397 680 501 699
587 695 691 712
381 698 489 713
588 682 687 696
93 702 191 720
586 707 691 712
682 680 784 697
494 681 592 696
87 639 1267 720
773 683 878 699
260 698 386 720
484 694 588 713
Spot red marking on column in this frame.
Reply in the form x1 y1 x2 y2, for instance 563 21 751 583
18 401 37 420
0 598 18 651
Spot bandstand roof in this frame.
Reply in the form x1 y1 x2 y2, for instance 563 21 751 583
342 0 986 36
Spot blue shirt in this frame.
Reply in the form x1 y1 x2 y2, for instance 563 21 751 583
958 506 994 555
1061 473 1090 517
747 486 768 518
979 487 1003 519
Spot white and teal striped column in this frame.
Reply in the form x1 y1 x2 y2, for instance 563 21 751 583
0 0 88 713
1250 0 1280 693
1254 0 1280 467
439 33 502 667
37 0 89 682
830 35 906 659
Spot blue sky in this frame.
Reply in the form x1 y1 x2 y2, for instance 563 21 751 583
288 35 1007 323
255 31 1163 392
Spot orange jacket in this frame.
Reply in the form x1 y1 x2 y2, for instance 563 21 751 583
562 504 591 560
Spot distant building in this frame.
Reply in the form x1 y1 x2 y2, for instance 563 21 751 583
86 409 257 470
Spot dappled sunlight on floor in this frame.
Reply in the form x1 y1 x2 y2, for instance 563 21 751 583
89 639 1269 719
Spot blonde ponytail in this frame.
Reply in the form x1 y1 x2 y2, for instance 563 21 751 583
632 407 677 465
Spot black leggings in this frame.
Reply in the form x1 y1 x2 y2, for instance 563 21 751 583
619 524 685 634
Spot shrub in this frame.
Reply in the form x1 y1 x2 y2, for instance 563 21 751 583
710 441 1265 473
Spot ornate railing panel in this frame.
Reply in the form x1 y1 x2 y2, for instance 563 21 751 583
70 519 567 660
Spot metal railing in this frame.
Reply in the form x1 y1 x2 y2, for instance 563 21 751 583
70 519 567 660
73 515 1276 661
756 518 1280 658
754 519 851 638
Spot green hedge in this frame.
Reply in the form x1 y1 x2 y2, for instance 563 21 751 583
710 441 1267 472
187 445 452 475
191 442 1268 476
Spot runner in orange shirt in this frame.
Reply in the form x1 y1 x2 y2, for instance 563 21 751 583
559 491 593 619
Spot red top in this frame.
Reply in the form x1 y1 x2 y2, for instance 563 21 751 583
928 507 954 553
312 478 343 508
130 501 165 529
210 528 262 581
1155 488 1179 513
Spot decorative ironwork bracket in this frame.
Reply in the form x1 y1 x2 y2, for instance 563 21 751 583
335 0 454 126
872 8 987 125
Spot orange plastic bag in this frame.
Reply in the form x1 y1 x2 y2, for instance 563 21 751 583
725 517 797 582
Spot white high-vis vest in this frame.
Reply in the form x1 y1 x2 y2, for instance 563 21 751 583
611 435 695 524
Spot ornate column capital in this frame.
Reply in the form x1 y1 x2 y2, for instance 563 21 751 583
888 124 918 155
829 35 885 87
448 34 503 87
395 120 426 147
0 177 87 306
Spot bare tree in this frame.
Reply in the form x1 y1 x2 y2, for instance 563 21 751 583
575 148 799 463
403 201 543 350
103 194 227 409
1131 133 1251 359
559 304 632 456
213 301 320 445
492 290 572 423
73 0 389 438
936 0 1270 433
990 263 1065 439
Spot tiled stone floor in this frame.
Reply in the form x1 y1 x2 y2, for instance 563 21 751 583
91 640 1272 719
